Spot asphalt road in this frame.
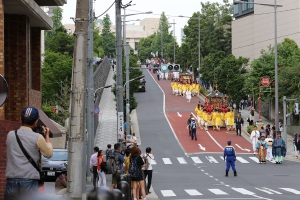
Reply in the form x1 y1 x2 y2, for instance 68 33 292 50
135 68 300 200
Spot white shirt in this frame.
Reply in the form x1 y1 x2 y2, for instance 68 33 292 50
143 153 155 170
89 152 98 168
250 130 260 141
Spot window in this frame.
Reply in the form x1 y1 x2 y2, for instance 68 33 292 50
234 0 254 18
135 42 138 51
234 4 239 15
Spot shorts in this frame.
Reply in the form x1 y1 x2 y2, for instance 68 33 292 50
112 172 121 185
131 170 144 182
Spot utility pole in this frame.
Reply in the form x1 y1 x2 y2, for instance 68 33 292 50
67 0 89 199
116 0 124 142
86 0 94 184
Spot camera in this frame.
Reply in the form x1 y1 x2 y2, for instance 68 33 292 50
32 125 45 138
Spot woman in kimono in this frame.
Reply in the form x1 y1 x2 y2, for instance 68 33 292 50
265 135 273 161
272 133 286 164
256 134 268 164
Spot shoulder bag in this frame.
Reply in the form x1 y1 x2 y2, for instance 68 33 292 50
14 130 45 187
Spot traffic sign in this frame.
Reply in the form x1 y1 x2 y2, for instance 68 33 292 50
93 106 100 115
261 77 270 86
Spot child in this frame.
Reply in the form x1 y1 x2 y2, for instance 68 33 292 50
265 135 273 161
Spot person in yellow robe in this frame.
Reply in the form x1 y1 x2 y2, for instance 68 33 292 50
227 109 235 131
215 109 222 131
212 110 217 130
204 111 211 131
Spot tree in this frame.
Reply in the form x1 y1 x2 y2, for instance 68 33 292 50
46 32 74 57
138 34 156 62
94 23 104 57
101 14 115 57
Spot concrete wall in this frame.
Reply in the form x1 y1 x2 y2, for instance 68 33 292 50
287 125 300 136
232 0 300 61
93 57 111 133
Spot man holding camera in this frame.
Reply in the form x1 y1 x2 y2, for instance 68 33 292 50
4 106 53 200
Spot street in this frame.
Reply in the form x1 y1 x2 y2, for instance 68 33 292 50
135 68 300 200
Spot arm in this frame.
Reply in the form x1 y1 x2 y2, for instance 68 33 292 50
36 135 53 158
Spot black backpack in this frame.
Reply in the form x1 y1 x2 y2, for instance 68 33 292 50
100 161 108 174
129 156 140 179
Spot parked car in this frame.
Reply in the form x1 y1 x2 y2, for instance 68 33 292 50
42 149 68 182
137 79 146 92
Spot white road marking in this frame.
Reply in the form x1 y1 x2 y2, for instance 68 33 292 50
208 189 228 195
185 189 203 196
280 188 300 194
255 188 273 194
192 112 224 150
261 187 282 194
232 188 256 195
162 158 172 164
206 156 219 163
236 157 249 163
150 159 157 165
177 112 182 117
235 144 251 152
249 157 260 163
161 190 176 197
177 157 187 164
198 144 206 151
191 156 203 163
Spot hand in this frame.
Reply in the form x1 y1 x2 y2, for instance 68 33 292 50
42 126 50 137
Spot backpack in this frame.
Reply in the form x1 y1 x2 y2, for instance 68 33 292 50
191 121 196 129
129 156 140 179
100 161 108 174
106 149 113 159
106 152 119 174
143 154 150 170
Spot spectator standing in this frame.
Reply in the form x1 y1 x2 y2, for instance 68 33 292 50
129 146 146 200
143 147 155 194
234 113 244 136
105 144 113 159
250 126 260 155
89 146 99 189
190 118 198 140
259 126 265 137
97 150 106 187
110 143 125 189
55 172 67 195
4 107 53 200
293 133 298 159
187 114 193 136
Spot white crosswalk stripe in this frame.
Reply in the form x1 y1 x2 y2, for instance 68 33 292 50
160 187 300 197
236 156 249 163
191 156 203 163
185 189 203 196
249 156 260 163
206 156 219 163
177 157 187 164
208 189 228 195
162 158 172 164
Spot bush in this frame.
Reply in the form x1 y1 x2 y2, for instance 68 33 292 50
199 87 209 96
247 125 254 133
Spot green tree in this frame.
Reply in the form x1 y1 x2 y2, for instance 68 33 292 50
46 32 74 56
94 23 104 57
101 14 115 57
138 34 156 62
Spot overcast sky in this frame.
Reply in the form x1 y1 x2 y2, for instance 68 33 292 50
62 0 226 45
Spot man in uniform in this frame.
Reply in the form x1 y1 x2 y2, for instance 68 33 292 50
223 140 237 177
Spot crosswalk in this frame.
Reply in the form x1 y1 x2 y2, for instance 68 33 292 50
160 187 300 197
151 155 275 165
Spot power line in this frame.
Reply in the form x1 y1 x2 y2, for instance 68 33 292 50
94 0 115 19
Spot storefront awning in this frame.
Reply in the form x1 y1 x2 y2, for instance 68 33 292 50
38 110 62 138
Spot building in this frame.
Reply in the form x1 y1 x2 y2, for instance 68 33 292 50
0 0 66 198
65 18 160 54
232 0 298 61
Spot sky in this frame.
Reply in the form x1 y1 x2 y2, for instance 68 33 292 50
62 0 226 45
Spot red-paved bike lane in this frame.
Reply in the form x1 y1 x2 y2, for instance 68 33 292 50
148 71 252 154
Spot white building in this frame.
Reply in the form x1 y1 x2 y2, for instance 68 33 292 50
232 0 299 61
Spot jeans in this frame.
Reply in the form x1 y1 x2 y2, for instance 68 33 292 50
143 170 153 192
191 128 197 139
4 178 38 200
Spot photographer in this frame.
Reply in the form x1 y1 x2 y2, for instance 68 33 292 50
4 106 53 200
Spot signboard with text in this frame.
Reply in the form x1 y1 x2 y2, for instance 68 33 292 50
117 112 124 140
261 76 270 87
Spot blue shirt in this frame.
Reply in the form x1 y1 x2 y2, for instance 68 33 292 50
112 151 125 172
224 145 236 157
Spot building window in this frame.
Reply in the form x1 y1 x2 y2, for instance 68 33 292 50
234 4 239 15
233 0 254 19
135 42 138 51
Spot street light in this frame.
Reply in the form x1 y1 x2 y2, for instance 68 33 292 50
94 84 113 97
234 0 283 135
178 15 201 78
124 75 145 136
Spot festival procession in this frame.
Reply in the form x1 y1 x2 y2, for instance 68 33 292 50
147 57 290 169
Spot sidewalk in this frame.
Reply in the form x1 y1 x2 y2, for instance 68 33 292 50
92 68 159 200
239 108 298 162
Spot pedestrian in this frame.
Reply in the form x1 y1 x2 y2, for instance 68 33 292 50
55 172 67 195
272 132 286 164
223 140 237 177
97 150 106 187
234 113 244 136
105 144 113 159
259 126 265 138
156 69 160 80
89 146 99 189
4 106 53 200
293 133 298 159
250 126 260 155
248 107 254 125
110 143 125 189
265 135 273 161
265 124 271 136
124 148 131 174
129 146 146 200
241 99 244 109
186 88 192 103
271 126 276 139
143 147 155 194
297 134 300 160
187 114 193 136
190 118 198 141
256 133 268 164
